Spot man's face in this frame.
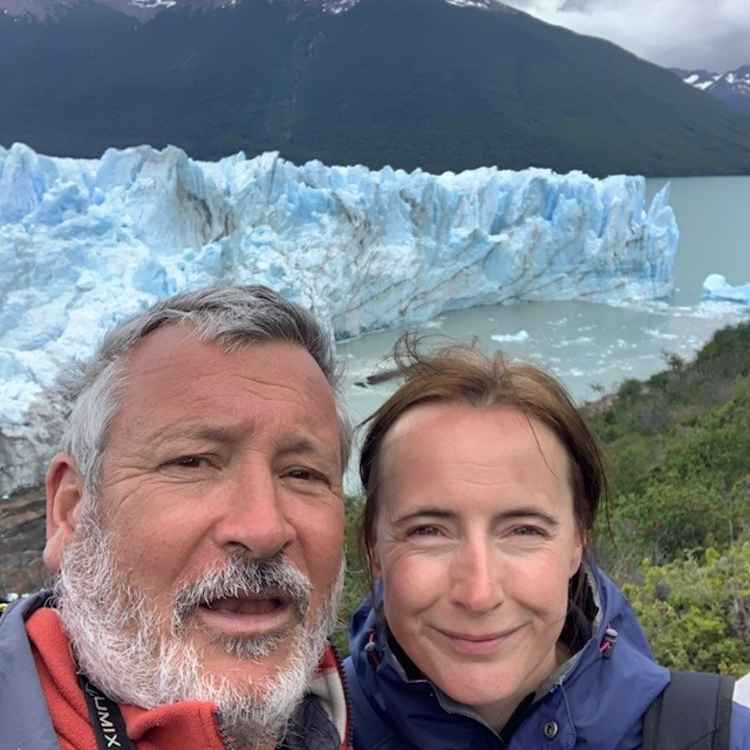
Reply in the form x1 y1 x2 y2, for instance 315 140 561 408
51 326 345 698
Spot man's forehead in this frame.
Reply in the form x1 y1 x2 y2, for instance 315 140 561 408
110 325 339 438
125 323 329 388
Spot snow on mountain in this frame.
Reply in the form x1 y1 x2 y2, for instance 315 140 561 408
0 0 222 21
0 0 512 20
0 142 677 494
676 69 720 92
673 65 750 114
678 67 750 94
443 0 512 9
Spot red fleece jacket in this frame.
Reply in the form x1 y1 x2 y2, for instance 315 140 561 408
27 607 234 750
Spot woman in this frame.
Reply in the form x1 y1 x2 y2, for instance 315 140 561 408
344 340 750 749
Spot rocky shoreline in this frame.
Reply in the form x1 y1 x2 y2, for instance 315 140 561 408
0 485 48 594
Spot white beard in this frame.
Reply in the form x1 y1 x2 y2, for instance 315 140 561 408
54 499 344 749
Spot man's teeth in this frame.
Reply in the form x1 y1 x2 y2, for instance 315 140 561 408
205 597 283 615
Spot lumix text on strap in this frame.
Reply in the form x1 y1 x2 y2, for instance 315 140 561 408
77 671 137 750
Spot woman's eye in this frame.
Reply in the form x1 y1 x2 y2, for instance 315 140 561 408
511 525 547 538
406 525 443 538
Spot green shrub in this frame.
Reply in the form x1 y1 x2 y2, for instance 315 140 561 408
595 372 750 565
587 321 750 451
623 540 750 675
612 481 740 563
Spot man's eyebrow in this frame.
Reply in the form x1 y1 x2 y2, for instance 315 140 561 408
146 423 244 447
393 506 560 527
276 437 340 466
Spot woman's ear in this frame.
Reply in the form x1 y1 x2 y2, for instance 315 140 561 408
569 528 586 578
368 536 383 579
43 453 85 572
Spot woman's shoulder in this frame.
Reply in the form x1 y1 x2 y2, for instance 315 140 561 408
342 656 417 750
342 654 394 749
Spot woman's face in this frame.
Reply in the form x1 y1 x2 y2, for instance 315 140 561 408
371 401 583 727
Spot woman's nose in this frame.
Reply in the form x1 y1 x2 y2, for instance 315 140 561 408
451 540 504 613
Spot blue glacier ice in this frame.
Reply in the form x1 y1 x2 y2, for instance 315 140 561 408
0 142 678 494
702 274 750 306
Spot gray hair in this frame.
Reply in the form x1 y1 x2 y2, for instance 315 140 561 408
57 285 352 494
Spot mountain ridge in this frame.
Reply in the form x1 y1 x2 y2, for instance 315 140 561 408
0 0 513 21
3 0 750 176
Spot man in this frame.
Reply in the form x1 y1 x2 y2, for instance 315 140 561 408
0 286 352 750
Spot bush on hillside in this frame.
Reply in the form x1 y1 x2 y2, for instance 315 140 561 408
623 539 750 675
602 376 750 564
588 321 750 451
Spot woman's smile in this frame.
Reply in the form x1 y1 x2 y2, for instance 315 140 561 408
430 624 525 657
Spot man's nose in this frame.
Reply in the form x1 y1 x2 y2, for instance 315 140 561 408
451 538 504 613
212 464 296 558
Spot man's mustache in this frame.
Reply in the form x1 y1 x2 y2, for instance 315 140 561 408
171 551 312 630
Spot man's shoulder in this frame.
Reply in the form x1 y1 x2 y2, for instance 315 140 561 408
0 591 54 649
0 593 17 617
1 591 51 620
0 590 61 749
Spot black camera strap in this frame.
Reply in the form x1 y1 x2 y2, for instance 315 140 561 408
77 671 137 750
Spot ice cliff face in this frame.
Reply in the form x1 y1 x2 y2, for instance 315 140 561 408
0 142 678 494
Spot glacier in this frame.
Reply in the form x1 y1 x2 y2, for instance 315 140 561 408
0 142 678 495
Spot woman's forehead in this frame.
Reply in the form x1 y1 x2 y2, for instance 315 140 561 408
382 401 554 451
378 403 573 499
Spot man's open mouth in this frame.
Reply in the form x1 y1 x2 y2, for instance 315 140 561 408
195 593 296 637
202 595 288 615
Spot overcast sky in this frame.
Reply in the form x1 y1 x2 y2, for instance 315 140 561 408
502 0 748 72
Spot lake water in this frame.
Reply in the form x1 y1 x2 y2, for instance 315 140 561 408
338 176 750 442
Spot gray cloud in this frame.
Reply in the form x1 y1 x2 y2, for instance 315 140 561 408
502 0 750 72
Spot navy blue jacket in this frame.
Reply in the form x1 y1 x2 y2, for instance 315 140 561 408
344 567 750 749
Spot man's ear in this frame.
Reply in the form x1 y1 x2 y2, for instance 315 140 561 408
43 453 85 572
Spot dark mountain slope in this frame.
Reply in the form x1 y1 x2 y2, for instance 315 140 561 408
3 0 750 175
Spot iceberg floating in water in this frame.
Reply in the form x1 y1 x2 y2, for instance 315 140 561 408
0 142 678 494
491 330 530 343
702 274 750 305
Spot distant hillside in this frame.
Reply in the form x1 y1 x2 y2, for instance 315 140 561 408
3 0 750 175
672 65 750 116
